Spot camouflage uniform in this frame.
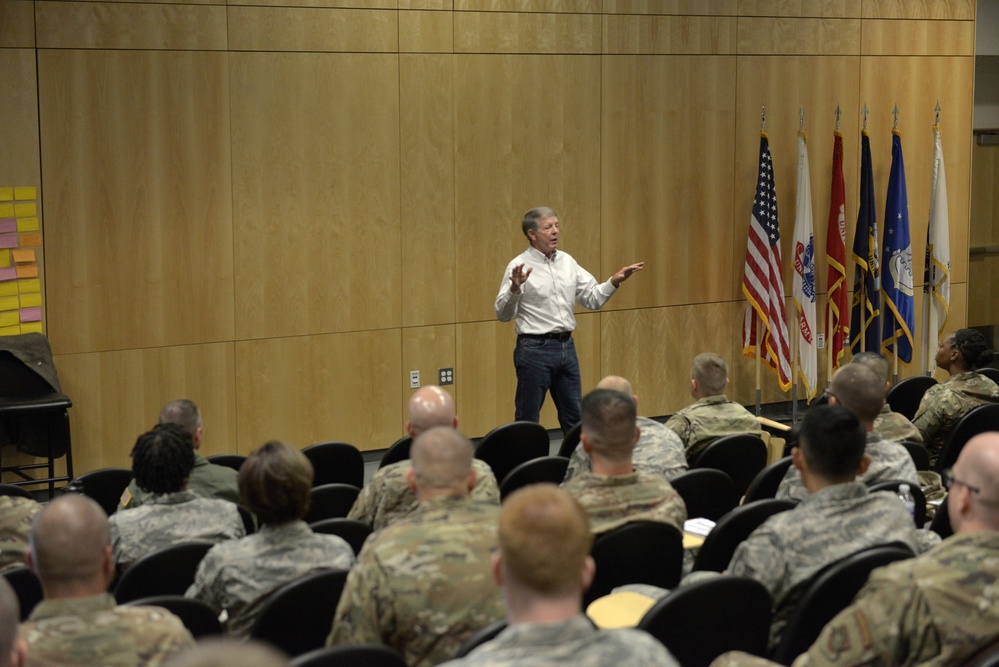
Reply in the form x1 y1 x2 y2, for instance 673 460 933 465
186 519 355 636
0 495 42 572
108 490 245 570
562 471 687 535
664 395 762 461
709 531 999 667
873 404 923 444
328 495 504 667
348 458 499 531
19 592 194 667
776 432 919 503
913 371 999 465
440 614 680 667
117 453 240 512
562 417 688 483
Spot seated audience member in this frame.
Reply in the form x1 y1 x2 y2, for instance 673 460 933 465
0 578 26 667
21 495 194 666
163 639 288 667
186 441 355 635
349 385 499 531
665 353 762 461
914 329 999 465
851 351 923 443
119 399 240 511
563 375 687 483
441 484 679 667
710 431 999 667
562 388 686 535
108 423 245 571
328 427 504 667
0 494 42 572
777 364 919 502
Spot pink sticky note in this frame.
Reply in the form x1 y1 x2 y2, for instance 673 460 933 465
0 267 15 281
0 235 17 249
0 219 15 234
19 307 41 323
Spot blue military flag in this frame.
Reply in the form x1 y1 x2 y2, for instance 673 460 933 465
849 130 881 355
881 129 915 363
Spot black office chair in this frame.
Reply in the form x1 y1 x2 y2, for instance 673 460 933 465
474 421 550 487
302 442 365 488
205 453 246 473
2 566 42 620
309 517 372 556
886 375 938 420
114 541 214 604
556 421 582 459
69 467 133 517
0 483 32 498
900 440 931 471
936 404 999 472
290 644 408 667
962 637 999 667
977 367 999 384
123 595 222 638
249 569 350 658
690 433 768 498
769 543 916 665
453 619 508 659
867 479 927 527
637 576 773 667
498 456 569 500
237 504 257 535
584 521 683 606
378 436 412 469
742 456 794 503
930 496 952 539
303 483 361 524
692 499 797 572
670 468 738 521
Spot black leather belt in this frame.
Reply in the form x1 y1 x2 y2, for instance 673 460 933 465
519 332 572 342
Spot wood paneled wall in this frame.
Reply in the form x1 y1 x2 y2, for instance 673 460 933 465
0 0 979 475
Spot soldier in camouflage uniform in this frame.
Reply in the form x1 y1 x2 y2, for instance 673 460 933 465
118 399 240 512
0 494 41 572
850 352 923 443
20 494 194 666
328 427 505 667
186 441 354 636
562 389 686 535
441 485 678 667
562 376 687 483
0 578 26 667
711 431 999 667
349 385 500 532
665 353 762 461
914 329 999 465
108 424 244 572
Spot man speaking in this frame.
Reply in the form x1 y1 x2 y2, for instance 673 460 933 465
495 207 643 434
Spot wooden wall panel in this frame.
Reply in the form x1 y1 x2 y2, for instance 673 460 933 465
234 330 401 453
860 19 975 56
401 55 455 327
35 2 227 50
237 0 396 7
456 0 599 11
0 1 34 48
0 50 40 202
602 15 737 54
970 143 999 247
228 7 397 52
603 0 737 14
39 50 235 354
736 17 860 55
454 55 601 323
230 53 401 339
736 0 860 17
968 257 999 328
862 0 975 20
601 56 737 309
454 12 601 53
402 1 452 9
401 324 456 427
400 9 453 52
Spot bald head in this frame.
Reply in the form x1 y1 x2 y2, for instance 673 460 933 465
596 375 634 397
407 386 457 436
29 495 111 595
829 363 884 424
163 639 288 667
409 426 474 495
949 432 999 532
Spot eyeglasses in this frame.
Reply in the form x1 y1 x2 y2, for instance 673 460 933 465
943 468 982 496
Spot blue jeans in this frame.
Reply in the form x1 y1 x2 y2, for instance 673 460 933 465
514 335 581 435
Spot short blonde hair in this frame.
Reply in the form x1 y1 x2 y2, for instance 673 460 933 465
692 353 728 396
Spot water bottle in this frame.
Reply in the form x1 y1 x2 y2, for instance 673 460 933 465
898 483 915 518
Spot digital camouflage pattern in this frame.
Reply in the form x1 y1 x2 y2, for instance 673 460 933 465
709 532 999 667
440 614 680 667
186 519 355 636
348 459 499 532
0 495 41 572
108 490 244 570
873 404 922 444
117 454 240 512
913 371 999 465
562 471 686 535
664 395 762 461
562 417 688 483
328 495 504 667
19 593 194 667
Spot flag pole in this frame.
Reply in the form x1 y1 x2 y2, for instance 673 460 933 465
860 104 869 354
755 105 765 418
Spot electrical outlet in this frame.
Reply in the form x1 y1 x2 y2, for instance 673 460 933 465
409 370 420 389
439 368 454 385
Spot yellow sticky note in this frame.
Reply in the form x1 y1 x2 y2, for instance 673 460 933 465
0 282 17 297
0 204 12 218
17 279 39 294
0 324 21 336
15 265 38 279
19 233 41 247
0 250 8 268
0 189 11 201
20 322 42 334
14 187 36 201
19 293 41 308
0 295 19 311
12 249 34 263
14 203 36 218
17 218 39 232
0 311 18 327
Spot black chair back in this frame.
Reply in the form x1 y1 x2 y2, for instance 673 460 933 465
930 496 953 539
670 469 738 521
556 422 582 459
978 367 999 384
886 375 938 420
690 434 768 497
867 479 926 527
0 483 32 498
743 456 794 503
637 576 772 667
303 483 361 524
936 404 999 472
584 521 683 607
474 421 550 486
205 454 246 472
123 595 222 638
71 467 133 517
309 518 373 556
250 569 350 657
114 541 214 604
900 440 931 471
290 644 408 667
379 436 412 469
499 456 569 500
693 499 797 572
2 566 42 620
302 442 364 488
453 619 508 659
237 504 257 535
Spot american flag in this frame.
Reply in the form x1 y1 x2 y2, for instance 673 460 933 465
743 133 792 391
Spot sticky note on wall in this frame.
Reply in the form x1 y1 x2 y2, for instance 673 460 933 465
19 293 41 308
12 249 35 263
18 279 40 294
0 267 15 282
0 219 15 234
19 307 41 322
20 322 42 334
0 311 18 327
14 187 36 201
0 189 12 202
19 233 41 247
17 218 39 233
15 265 38 279
14 203 36 218
0 250 8 268
0 295 19 311
0 235 17 249
0 283 17 297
